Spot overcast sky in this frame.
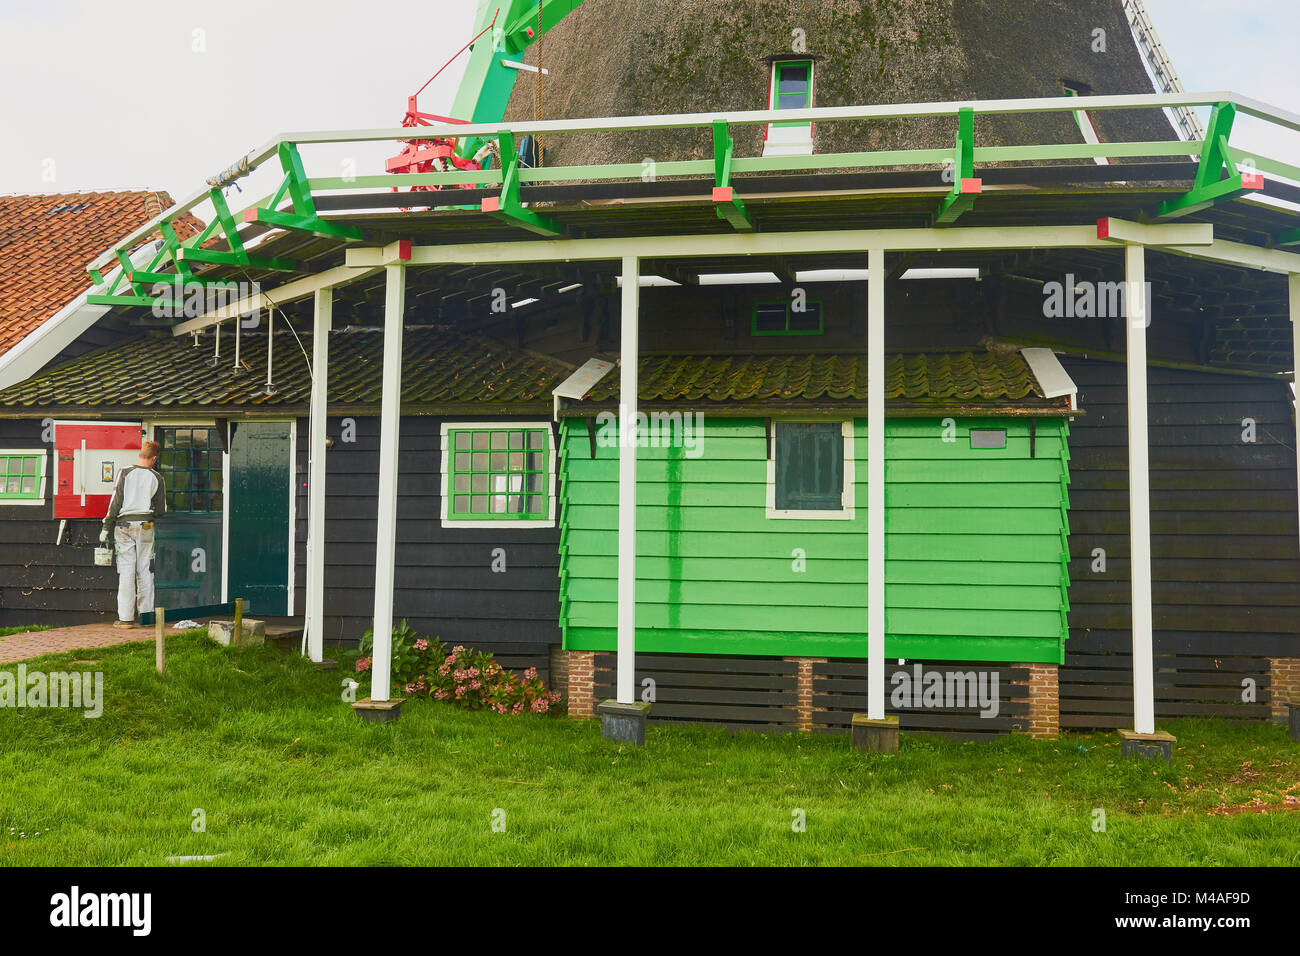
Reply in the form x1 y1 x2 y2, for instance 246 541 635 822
0 0 1296 203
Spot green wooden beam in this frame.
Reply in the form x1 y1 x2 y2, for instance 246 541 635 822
278 142 318 217
207 188 248 263
266 170 293 214
126 270 240 288
157 220 195 282
1157 102 1264 219
935 107 981 225
180 217 221 251
115 249 151 299
482 130 564 237
712 120 754 232
175 247 301 272
499 0 586 55
87 294 166 308
243 206 367 242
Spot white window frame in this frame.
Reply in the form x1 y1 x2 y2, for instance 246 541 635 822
439 420 557 529
0 448 48 506
765 419 855 520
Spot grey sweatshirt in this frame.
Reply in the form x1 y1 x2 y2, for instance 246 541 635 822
103 465 166 531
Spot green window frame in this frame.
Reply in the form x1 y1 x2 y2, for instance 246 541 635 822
443 423 553 525
155 426 224 513
0 449 47 503
771 59 813 126
752 300 823 336
766 421 853 520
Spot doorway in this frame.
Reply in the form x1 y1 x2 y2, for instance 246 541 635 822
227 420 294 615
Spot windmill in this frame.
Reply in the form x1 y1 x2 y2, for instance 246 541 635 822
1123 0 1206 141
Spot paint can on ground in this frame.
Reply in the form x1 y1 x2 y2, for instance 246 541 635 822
93 546 113 567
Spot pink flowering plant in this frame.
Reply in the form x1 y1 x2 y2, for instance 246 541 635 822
357 620 439 688
356 621 562 716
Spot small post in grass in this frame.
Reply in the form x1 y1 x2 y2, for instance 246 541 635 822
233 598 243 647
154 606 165 674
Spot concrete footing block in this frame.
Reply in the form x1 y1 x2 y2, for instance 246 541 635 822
1119 729 1176 763
850 714 900 753
207 618 265 648
352 698 404 724
598 699 651 746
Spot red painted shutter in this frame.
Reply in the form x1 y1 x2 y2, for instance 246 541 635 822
53 421 143 519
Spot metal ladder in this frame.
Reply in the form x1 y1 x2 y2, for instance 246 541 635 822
1123 0 1206 141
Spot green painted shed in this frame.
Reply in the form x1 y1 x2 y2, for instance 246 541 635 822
556 349 1076 665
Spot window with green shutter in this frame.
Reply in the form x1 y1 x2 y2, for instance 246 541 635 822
752 300 823 336
443 424 552 525
0 450 47 503
773 422 846 512
155 426 224 513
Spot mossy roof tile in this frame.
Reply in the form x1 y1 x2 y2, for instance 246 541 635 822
583 351 1051 408
0 329 573 411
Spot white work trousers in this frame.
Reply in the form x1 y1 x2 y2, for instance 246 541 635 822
114 521 155 623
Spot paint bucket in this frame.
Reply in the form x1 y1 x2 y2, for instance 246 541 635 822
93 546 113 567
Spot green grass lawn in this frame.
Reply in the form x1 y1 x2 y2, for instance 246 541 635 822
0 625 52 638
0 633 1296 866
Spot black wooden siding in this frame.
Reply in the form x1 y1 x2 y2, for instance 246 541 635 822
292 415 562 656
0 418 117 626
592 653 1030 739
0 413 563 660
1060 358 1300 724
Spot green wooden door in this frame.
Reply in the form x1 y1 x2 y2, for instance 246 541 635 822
228 421 292 615
154 426 224 612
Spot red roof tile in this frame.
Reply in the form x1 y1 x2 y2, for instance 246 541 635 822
0 190 203 357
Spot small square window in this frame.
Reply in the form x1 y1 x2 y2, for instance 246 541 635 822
443 424 553 526
752 300 824 336
765 60 815 157
788 302 822 333
776 63 810 110
774 422 844 511
754 304 787 333
155 426 224 513
970 429 1007 449
772 60 813 114
0 450 46 504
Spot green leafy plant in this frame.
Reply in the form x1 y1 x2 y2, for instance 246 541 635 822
356 623 562 716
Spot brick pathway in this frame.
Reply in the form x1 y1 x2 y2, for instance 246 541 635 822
0 617 304 663
0 622 163 663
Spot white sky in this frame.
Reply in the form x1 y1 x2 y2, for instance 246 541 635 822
0 0 479 200
0 0 1296 204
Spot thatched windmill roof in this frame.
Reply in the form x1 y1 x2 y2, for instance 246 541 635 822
504 0 1175 167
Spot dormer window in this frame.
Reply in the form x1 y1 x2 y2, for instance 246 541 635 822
1063 82 1108 166
764 59 814 157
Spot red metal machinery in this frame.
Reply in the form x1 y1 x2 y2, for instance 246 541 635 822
384 12 502 194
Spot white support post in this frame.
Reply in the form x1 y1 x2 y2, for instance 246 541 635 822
266 307 274 390
370 265 406 702
867 248 887 720
1126 244 1156 735
616 255 640 705
1291 274 1300 561
305 287 332 663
